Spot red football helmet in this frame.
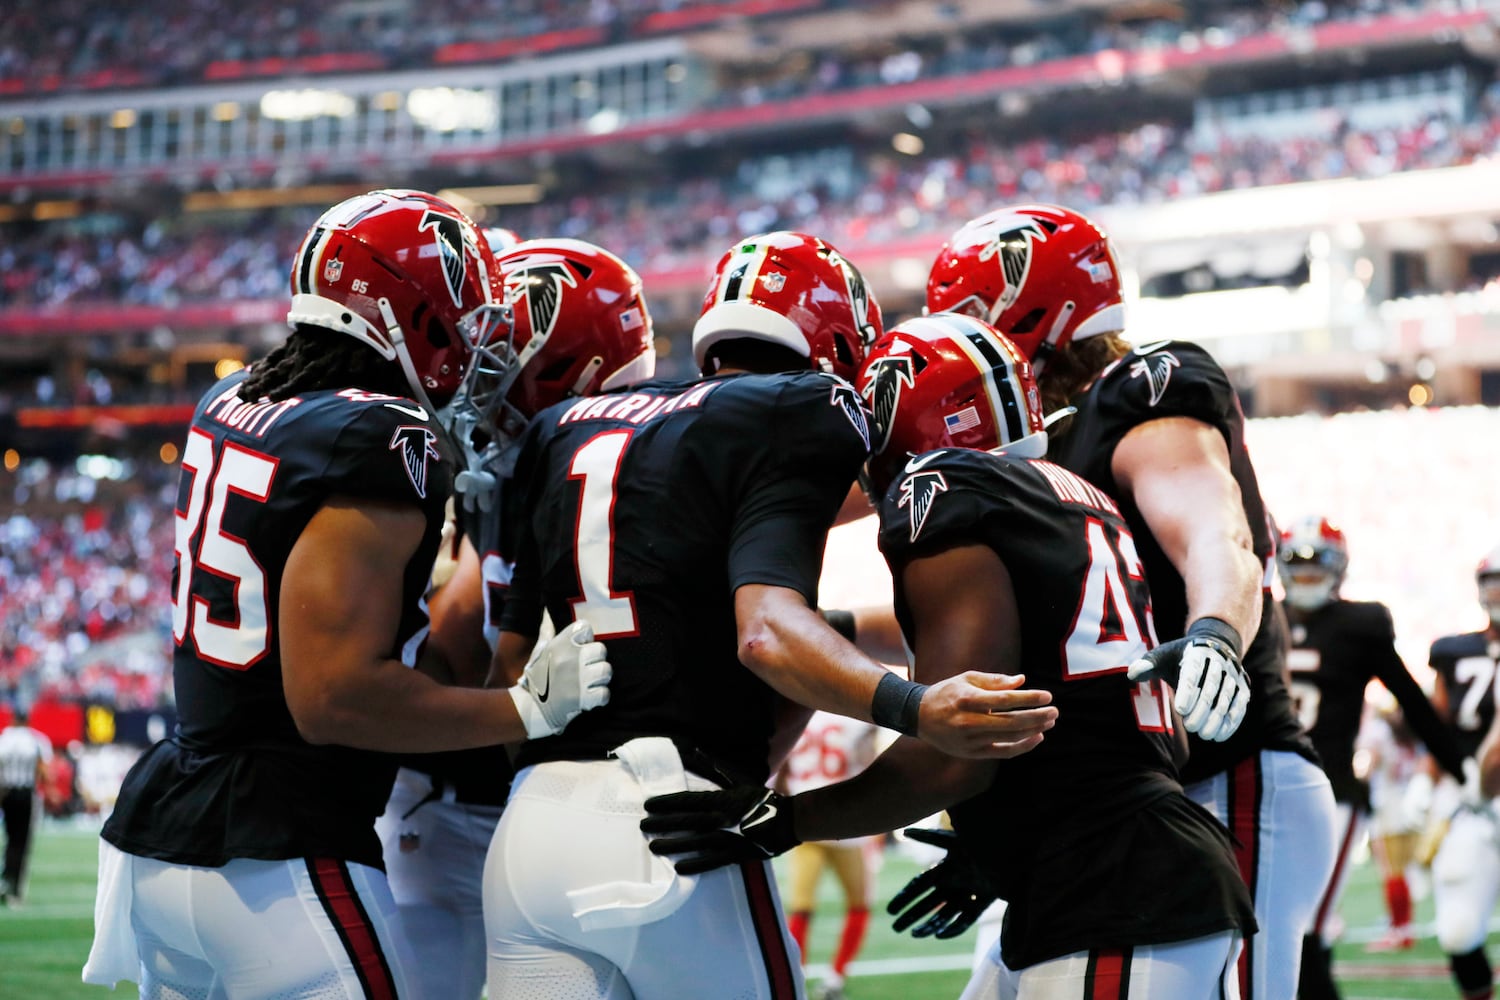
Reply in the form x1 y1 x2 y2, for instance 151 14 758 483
483 227 522 254
1277 516 1349 611
286 189 507 409
693 231 881 381
925 204 1124 375
856 312 1046 495
454 237 657 447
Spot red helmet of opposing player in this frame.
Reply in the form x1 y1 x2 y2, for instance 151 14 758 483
455 237 656 447
856 312 1046 495
1277 516 1349 611
286 189 507 409
926 204 1124 375
693 231 881 381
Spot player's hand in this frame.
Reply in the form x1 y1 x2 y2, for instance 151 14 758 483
641 786 798 875
1127 617 1249 743
508 620 610 739
888 828 997 939
916 672 1056 759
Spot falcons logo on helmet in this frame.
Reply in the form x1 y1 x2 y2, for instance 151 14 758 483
861 351 927 454
976 218 1053 312
419 210 471 309
1128 350 1181 408
827 378 871 452
898 470 948 542
390 425 442 499
504 262 578 344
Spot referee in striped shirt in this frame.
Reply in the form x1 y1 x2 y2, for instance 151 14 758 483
0 706 51 905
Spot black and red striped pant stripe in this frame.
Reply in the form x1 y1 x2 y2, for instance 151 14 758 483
307 857 399 1000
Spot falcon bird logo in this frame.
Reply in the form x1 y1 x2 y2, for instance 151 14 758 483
976 218 1053 312
861 351 926 454
419 210 470 309
390 425 442 499
503 262 578 344
898 470 948 542
827 378 872 452
1128 350 1181 408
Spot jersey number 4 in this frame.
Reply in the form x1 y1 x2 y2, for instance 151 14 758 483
567 430 639 639
1062 518 1172 732
172 430 275 670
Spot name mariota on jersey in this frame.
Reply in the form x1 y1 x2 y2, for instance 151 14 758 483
201 383 302 437
558 380 723 426
1033 459 1120 516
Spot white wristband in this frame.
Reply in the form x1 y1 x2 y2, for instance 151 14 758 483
509 686 555 740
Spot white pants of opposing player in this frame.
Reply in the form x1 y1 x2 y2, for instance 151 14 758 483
1431 795 1500 955
84 839 419 999
1185 750 1337 1000
963 932 1242 999
376 767 503 1000
484 739 805 1000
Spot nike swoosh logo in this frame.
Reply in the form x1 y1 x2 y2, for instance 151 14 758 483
1131 340 1172 356
535 670 550 703
903 450 947 474
384 402 429 421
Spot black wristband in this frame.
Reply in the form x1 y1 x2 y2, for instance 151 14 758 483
872 671 927 737
821 608 858 643
1186 616 1243 659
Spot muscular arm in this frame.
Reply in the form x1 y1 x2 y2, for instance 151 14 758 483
791 544 1027 840
426 536 493 688
1374 649 1467 782
1112 416 1263 645
734 581 1055 759
280 497 530 751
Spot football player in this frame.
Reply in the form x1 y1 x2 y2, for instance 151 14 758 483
482 232 1059 1000
374 237 657 1000
642 314 1256 998
1430 544 1500 1000
923 203 1337 1000
82 190 613 998
778 711 883 1000
1275 516 1469 999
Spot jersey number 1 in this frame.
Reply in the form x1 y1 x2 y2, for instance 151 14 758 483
172 430 276 669
568 430 639 639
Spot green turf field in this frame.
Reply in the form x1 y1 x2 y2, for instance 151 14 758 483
0 824 1487 999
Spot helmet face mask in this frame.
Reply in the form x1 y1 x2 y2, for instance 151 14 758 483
926 204 1124 375
285 189 508 410
1278 517 1349 612
447 238 656 458
855 312 1046 497
693 231 881 381
1477 544 1500 628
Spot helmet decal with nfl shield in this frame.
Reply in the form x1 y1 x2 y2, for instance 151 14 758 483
693 231 882 381
286 189 508 411
926 204 1124 375
856 312 1046 496
1277 516 1349 612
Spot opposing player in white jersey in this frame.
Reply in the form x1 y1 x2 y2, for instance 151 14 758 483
780 711 884 1000
375 237 657 1000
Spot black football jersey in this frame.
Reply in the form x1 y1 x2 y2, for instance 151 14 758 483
1050 339 1313 784
499 371 870 785
1430 631 1500 759
102 371 453 869
878 449 1255 968
395 486 517 808
1288 601 1466 806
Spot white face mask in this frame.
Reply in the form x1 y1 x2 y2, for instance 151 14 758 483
1280 566 1337 612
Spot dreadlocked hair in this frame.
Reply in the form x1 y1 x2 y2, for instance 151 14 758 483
1038 333 1131 440
237 326 413 402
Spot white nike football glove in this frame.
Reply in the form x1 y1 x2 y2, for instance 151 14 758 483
1127 617 1250 743
509 620 611 739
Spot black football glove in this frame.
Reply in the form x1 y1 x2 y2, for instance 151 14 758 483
641 786 799 876
1127 616 1250 743
887 827 997 940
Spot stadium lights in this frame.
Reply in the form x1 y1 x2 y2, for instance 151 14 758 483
260 89 357 122
437 185 544 207
183 185 372 212
214 359 245 379
1409 383 1434 406
408 87 498 132
892 132 925 156
110 109 137 129
211 102 240 122
3 449 18 473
